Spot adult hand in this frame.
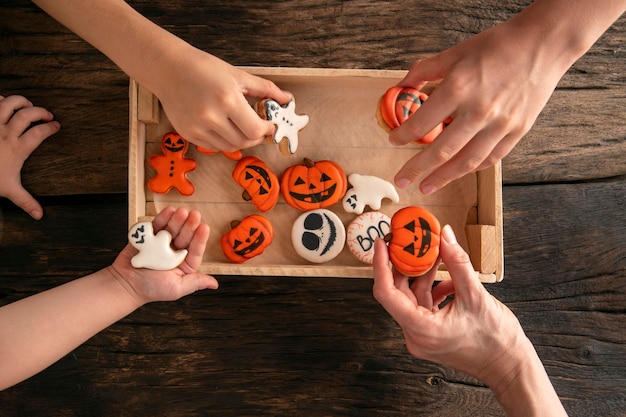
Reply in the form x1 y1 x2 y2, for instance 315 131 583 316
0 95 60 219
390 18 568 194
111 206 218 304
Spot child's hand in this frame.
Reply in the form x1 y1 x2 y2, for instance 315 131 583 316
152 48 292 153
111 207 218 305
0 95 60 219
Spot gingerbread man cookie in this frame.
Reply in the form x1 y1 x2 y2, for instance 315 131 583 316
256 99 309 155
148 132 197 196
342 173 400 214
128 221 188 270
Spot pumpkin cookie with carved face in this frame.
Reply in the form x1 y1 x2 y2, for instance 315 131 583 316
221 214 274 263
281 158 347 211
376 86 446 144
232 156 280 212
385 206 441 276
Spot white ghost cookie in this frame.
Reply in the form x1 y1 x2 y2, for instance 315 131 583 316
256 98 309 155
346 211 391 264
342 174 400 214
291 209 345 263
128 221 188 270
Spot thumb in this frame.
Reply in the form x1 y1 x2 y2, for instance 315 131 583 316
8 186 43 220
400 53 450 88
438 225 481 297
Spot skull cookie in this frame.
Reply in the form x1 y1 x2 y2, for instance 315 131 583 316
291 209 346 263
128 221 188 270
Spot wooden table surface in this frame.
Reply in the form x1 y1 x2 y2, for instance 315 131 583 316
1 1 625 416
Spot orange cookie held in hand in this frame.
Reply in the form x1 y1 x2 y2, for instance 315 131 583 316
281 158 347 211
385 206 441 276
221 214 274 263
148 132 197 196
232 156 280 212
377 86 444 144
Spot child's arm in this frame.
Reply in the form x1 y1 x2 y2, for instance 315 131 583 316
0 207 218 390
32 0 292 152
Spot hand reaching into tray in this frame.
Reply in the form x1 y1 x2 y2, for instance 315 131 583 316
33 0 292 152
391 0 626 194
0 95 60 220
0 206 218 390
372 227 568 416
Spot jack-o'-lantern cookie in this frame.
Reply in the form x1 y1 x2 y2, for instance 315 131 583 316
281 158 347 211
342 173 400 215
377 86 444 144
256 98 309 155
292 209 346 263
346 211 391 264
148 132 197 196
232 156 280 212
221 214 274 263
386 206 441 276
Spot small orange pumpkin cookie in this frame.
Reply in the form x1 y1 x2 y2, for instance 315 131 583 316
148 132 197 196
220 214 274 263
377 86 444 144
281 158 347 211
232 156 280 212
196 146 243 161
386 206 441 276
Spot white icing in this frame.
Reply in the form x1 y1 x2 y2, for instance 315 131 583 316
291 209 345 263
128 221 188 270
346 212 391 264
342 173 400 214
262 99 309 154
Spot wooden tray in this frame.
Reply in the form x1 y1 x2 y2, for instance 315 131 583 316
129 67 503 282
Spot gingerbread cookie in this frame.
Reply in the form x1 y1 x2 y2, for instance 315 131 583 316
221 214 274 263
292 209 345 263
148 132 197 196
377 86 444 144
256 98 309 155
128 221 188 270
386 206 441 276
346 211 392 264
342 173 400 214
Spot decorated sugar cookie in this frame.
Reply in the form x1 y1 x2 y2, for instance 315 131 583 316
342 173 400 214
281 158 348 211
196 146 243 161
148 132 197 196
232 156 280 212
386 206 441 276
128 221 188 270
292 209 346 263
221 214 274 263
377 86 444 144
346 211 391 264
256 99 309 155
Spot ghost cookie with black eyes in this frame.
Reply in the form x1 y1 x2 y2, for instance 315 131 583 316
342 173 399 215
256 98 309 155
291 209 346 263
128 221 188 270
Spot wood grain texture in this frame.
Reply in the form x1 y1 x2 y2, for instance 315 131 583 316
0 1 624 416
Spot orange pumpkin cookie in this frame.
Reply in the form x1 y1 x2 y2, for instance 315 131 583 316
376 86 444 144
220 214 274 263
386 206 441 276
281 158 347 211
148 132 197 196
196 146 243 161
232 156 280 212
255 98 309 155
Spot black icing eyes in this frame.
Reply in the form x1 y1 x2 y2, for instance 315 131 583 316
302 213 323 250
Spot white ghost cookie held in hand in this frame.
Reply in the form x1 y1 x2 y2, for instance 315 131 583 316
343 173 400 214
128 221 188 270
256 99 309 155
